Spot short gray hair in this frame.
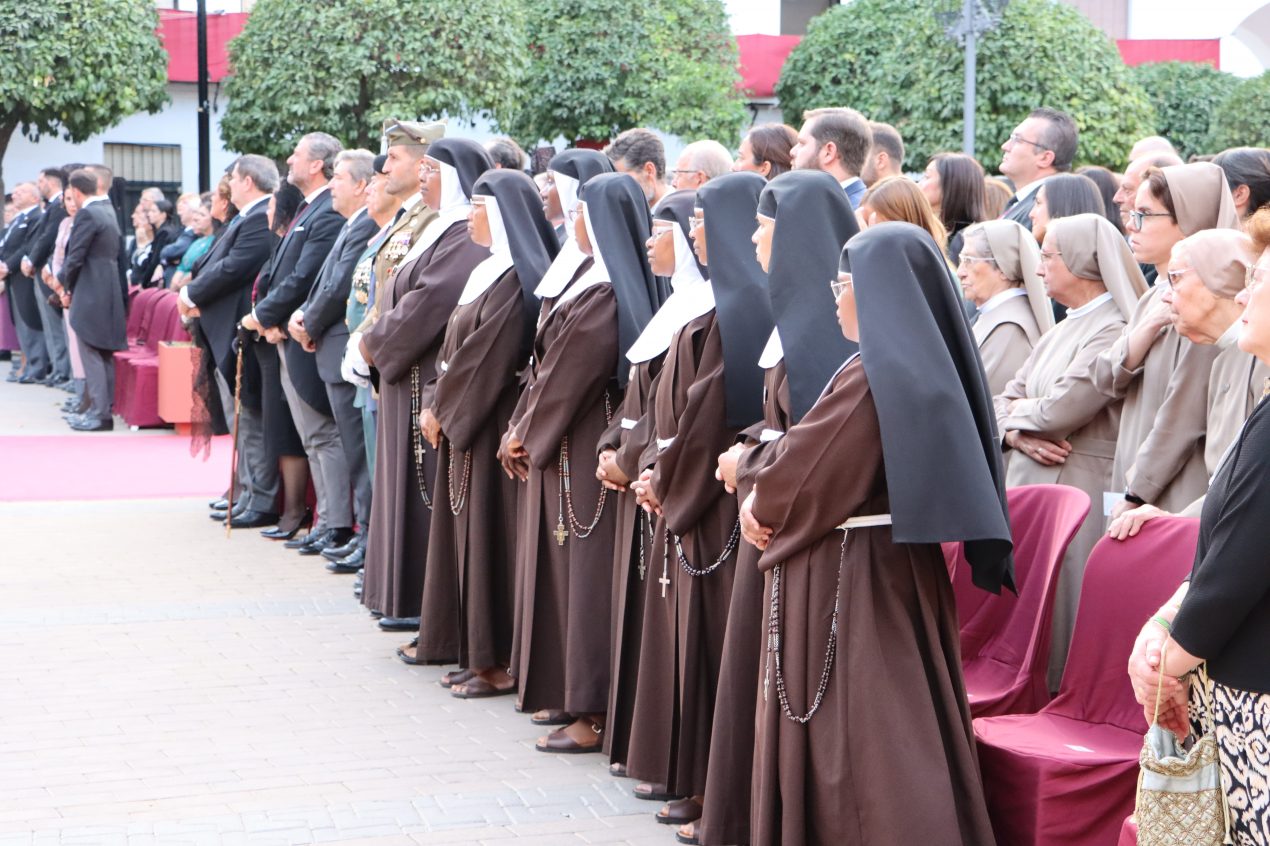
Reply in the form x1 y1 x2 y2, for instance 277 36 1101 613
680 140 733 181
335 149 375 186
232 154 280 193
301 132 344 180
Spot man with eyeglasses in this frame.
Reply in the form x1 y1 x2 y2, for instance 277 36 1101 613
998 107 1078 229
668 140 732 192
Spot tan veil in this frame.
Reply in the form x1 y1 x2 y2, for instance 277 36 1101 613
1051 213 1149 319
1179 229 1255 298
1160 162 1242 235
973 218 1055 337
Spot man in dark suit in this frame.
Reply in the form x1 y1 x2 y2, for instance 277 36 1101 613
998 107 1079 229
180 155 279 523
246 132 351 555
791 107 873 210
0 182 49 383
289 149 381 570
58 169 126 431
23 167 71 387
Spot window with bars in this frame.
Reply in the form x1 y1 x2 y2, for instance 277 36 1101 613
103 143 183 237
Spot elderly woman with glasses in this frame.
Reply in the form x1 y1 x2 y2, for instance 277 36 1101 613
956 219 1054 393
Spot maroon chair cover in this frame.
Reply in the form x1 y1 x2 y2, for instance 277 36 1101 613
117 292 187 428
126 287 164 346
973 517 1200 846
959 484 1091 717
1117 815 1138 846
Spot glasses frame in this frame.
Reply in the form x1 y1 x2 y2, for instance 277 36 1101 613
1008 132 1048 152
1164 267 1193 289
1127 209 1173 230
1247 261 1270 290
829 273 853 301
958 254 998 268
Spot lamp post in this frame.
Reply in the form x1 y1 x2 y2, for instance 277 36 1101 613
939 0 1007 157
196 0 211 192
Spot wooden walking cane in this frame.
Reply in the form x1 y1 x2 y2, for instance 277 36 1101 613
226 324 246 539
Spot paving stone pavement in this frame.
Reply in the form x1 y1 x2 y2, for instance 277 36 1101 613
0 383 677 845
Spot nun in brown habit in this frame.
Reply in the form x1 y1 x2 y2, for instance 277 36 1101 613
957 219 1054 394
410 169 558 694
503 148 612 723
995 213 1148 686
742 221 1013 846
506 172 659 752
1091 162 1241 520
698 170 849 846
359 139 492 627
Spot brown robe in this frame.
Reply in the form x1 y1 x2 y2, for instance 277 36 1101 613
626 313 740 797
1091 285 1217 511
418 269 529 667
601 357 662 763
509 281 620 715
699 361 789 846
360 222 490 619
750 358 995 846
995 295 1125 685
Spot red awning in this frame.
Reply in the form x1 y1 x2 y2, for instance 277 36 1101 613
157 9 249 84
1116 39 1221 68
736 34 802 99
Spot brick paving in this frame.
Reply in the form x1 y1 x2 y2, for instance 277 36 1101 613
0 380 673 846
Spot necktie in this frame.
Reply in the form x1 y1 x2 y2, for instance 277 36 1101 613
286 200 309 235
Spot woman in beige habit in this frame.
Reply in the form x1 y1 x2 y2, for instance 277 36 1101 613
1092 162 1242 521
995 213 1148 686
956 219 1054 394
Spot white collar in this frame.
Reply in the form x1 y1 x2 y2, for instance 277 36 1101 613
978 287 1028 316
840 176 862 190
401 192 423 212
49 192 63 204
1065 290 1113 319
238 194 270 216
1012 176 1048 202
757 327 783 368
625 229 711 363
303 184 330 205
345 205 367 224
551 203 609 312
80 195 109 207
1216 318 1242 350
400 203 470 266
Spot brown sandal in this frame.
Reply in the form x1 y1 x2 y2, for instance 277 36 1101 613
451 674 516 699
530 709 572 726
656 797 702 825
439 667 474 688
535 719 603 754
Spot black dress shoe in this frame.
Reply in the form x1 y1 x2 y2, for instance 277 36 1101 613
320 533 363 561
209 497 229 511
228 509 280 529
210 501 248 522
18 373 45 384
69 417 113 432
260 508 313 540
325 545 365 573
377 616 421 632
284 528 326 550
299 526 354 556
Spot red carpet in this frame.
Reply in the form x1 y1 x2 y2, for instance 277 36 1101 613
0 434 231 502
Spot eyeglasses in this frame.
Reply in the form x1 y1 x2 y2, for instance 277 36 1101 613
1164 267 1193 289
419 163 440 177
671 169 703 177
958 254 997 267
829 273 853 300
1007 132 1048 151
565 202 585 224
1248 261 1270 290
1127 209 1172 230
651 222 675 238
1038 250 1062 262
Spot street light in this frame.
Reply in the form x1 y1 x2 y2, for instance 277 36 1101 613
938 0 1008 156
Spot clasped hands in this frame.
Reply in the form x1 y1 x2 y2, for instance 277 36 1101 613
241 311 286 344
287 310 316 352
418 408 442 450
498 430 529 482
1004 429 1071 466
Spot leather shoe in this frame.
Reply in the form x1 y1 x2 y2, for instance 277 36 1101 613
535 720 604 754
284 529 326 550
228 509 280 529
209 497 229 511
69 416 113 432
210 501 248 522
377 616 420 632
325 545 365 573
321 533 363 561
18 372 46 384
300 527 354 556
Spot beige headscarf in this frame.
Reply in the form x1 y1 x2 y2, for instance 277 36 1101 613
971 219 1055 335
1051 213 1150 320
1160 162 1242 235
1177 229 1255 298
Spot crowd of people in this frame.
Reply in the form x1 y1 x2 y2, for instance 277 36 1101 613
4 104 1270 845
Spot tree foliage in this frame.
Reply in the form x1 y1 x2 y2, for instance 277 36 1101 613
0 0 168 187
1207 71 1270 152
506 0 746 146
775 0 1155 171
1129 62 1238 160
219 0 528 157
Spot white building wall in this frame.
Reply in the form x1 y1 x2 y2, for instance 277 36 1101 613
1126 0 1270 76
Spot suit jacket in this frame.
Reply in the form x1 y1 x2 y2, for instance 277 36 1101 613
59 201 126 351
186 200 276 377
253 188 345 411
300 208 380 383
1001 188 1038 229
27 195 68 292
844 178 867 210
1 206 44 326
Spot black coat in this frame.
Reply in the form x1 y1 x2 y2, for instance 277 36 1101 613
59 201 127 351
185 199 276 380
27 195 68 296
253 188 345 411
300 208 380 383
1 205 44 327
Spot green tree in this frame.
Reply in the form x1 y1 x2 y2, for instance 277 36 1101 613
0 0 168 193
1207 71 1270 152
507 0 746 146
219 0 528 158
1129 62 1238 160
776 0 1155 171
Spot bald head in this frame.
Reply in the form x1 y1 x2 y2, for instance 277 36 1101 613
671 140 734 191
1130 136 1178 162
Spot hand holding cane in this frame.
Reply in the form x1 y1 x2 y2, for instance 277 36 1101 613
226 323 248 538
